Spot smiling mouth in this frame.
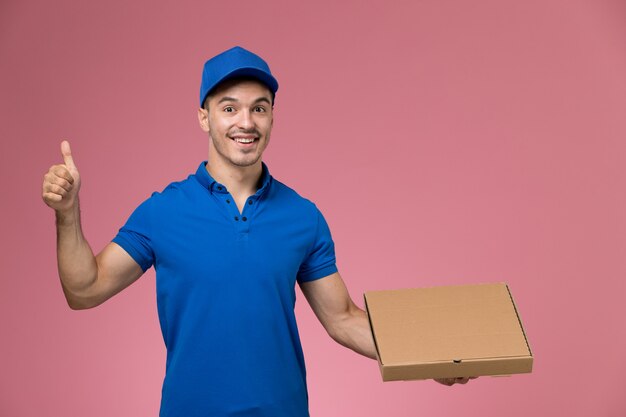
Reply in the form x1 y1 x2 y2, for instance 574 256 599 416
231 137 257 144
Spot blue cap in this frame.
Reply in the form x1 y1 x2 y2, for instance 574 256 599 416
199 46 279 107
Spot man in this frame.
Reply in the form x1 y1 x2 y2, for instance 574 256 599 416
42 46 471 417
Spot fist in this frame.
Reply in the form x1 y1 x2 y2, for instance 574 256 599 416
42 140 81 212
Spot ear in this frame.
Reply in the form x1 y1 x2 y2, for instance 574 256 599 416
197 108 210 133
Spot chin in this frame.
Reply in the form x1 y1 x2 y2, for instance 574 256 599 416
231 157 261 168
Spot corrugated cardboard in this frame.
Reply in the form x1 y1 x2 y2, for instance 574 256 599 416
364 283 533 381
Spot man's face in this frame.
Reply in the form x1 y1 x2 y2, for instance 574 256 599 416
198 78 273 169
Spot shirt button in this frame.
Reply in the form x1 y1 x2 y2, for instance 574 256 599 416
217 185 223 191
226 199 231 204
248 200 253 205
234 216 239 221
242 217 247 222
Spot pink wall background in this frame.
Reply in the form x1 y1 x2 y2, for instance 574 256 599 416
2 0 625 415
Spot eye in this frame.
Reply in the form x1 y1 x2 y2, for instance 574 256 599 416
223 106 235 113
253 106 266 113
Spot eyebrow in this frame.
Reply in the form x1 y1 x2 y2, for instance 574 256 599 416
217 96 272 105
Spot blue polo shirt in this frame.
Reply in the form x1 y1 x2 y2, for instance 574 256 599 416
112 161 337 417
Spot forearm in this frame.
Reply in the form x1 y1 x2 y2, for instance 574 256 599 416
55 200 98 305
328 305 377 360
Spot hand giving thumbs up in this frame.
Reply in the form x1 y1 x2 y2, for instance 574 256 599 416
42 140 82 213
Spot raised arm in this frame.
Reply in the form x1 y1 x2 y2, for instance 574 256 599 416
42 141 144 310
299 272 377 360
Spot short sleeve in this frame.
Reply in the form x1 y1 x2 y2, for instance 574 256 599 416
112 197 155 272
297 208 338 283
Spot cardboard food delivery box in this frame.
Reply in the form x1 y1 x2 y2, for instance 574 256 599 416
364 283 533 381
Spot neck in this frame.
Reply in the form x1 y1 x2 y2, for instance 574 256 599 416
205 155 263 198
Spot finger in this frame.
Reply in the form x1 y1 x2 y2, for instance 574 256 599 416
43 192 63 203
50 165 74 184
456 377 470 384
45 183 69 197
45 172 73 192
435 378 454 386
52 176 73 192
61 140 77 170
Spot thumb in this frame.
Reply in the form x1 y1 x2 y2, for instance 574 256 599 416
61 140 78 171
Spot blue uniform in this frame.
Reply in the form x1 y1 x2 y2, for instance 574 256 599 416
112 162 337 417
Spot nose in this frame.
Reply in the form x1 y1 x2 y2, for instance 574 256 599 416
237 109 255 130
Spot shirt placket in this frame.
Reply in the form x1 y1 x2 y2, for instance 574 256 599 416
213 183 256 240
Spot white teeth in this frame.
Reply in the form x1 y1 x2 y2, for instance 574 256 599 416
234 138 255 143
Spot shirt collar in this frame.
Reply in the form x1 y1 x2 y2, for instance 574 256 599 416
194 161 272 196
